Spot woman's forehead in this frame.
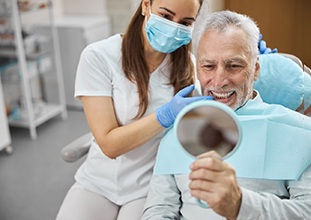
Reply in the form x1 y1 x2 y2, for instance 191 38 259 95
152 0 201 17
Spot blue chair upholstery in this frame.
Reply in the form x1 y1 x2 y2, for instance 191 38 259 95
255 54 304 111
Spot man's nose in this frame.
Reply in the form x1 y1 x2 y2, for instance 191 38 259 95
212 67 228 88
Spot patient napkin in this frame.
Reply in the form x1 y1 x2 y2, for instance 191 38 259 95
154 99 311 180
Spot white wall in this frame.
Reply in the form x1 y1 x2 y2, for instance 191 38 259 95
131 0 140 12
207 0 225 12
52 0 63 17
107 0 132 34
62 0 107 15
56 0 132 34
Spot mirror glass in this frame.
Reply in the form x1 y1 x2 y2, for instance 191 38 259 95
176 102 241 158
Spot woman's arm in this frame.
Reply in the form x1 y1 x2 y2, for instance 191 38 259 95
81 84 212 158
81 96 164 159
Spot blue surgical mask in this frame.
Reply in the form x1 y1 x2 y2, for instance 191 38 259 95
145 12 193 53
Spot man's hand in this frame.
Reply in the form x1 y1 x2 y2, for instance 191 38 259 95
189 151 242 220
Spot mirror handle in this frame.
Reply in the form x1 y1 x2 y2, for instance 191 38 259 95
196 198 210 209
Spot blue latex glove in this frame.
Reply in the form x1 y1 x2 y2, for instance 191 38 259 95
258 34 278 54
156 85 213 128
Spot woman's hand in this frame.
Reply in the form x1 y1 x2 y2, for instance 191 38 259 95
258 34 278 54
156 85 213 128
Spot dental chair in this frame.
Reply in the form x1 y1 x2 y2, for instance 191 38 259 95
61 53 311 163
61 132 93 162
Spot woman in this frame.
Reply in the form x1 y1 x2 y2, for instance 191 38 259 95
56 0 208 219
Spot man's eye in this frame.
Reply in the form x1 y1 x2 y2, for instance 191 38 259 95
203 65 214 70
227 64 242 70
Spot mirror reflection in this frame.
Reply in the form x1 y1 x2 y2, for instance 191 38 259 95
177 103 240 158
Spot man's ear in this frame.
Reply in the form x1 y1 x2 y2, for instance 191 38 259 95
254 58 260 81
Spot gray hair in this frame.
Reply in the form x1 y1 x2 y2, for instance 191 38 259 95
194 10 260 58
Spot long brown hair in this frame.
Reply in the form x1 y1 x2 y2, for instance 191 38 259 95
122 0 203 118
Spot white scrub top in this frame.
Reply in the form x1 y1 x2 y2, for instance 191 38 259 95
74 34 174 205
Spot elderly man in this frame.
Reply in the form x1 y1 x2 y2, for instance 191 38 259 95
142 10 311 220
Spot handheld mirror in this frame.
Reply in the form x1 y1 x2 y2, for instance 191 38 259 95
174 100 242 208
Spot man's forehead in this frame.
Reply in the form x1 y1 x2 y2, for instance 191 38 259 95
198 57 247 64
197 30 250 63
200 27 247 46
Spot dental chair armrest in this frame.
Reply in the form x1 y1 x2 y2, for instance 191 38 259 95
61 132 93 163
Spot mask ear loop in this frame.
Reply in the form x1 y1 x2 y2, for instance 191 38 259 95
148 4 152 17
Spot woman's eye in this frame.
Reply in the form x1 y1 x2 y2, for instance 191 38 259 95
160 13 172 20
181 21 192 27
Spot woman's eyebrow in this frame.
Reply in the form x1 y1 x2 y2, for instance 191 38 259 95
159 7 176 16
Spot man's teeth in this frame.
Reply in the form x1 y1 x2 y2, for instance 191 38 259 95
211 91 234 99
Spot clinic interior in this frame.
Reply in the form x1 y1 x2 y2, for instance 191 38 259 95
0 0 310 219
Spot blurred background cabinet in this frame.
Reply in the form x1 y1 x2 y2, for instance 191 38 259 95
224 0 311 67
0 0 67 139
34 15 111 109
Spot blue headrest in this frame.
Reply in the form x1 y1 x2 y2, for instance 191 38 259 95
304 71 311 111
254 54 304 110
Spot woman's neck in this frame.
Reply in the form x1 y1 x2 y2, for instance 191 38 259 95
145 48 166 73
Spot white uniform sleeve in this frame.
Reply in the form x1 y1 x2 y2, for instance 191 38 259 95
74 44 113 98
142 175 182 220
238 164 311 220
